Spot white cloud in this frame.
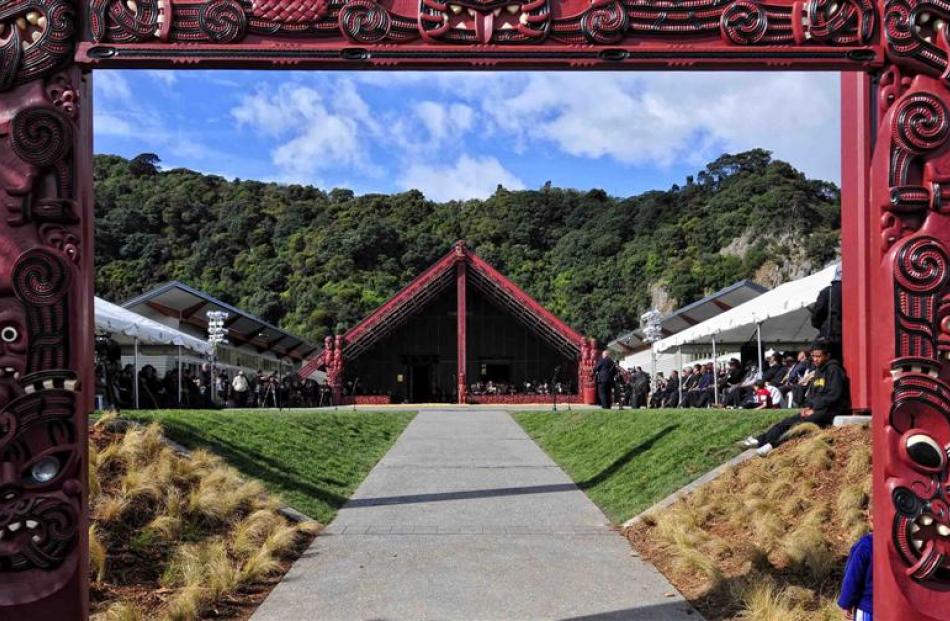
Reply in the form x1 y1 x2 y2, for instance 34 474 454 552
353 71 839 183
457 72 839 182
146 70 177 87
398 154 525 201
413 101 474 148
93 111 134 137
95 72 132 101
231 83 372 181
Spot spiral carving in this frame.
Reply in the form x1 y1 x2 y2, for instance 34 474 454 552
339 0 391 43
894 487 922 516
10 107 72 168
199 0 248 43
721 0 767 44
895 237 949 294
580 1 628 44
12 250 70 307
893 93 950 154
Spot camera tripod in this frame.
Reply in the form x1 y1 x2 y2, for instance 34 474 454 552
261 378 280 410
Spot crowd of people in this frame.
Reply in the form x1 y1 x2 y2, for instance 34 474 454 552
97 356 330 410
595 348 825 412
632 351 816 409
468 380 573 396
595 340 851 457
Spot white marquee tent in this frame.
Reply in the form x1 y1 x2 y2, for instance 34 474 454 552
654 262 839 354
96 297 212 354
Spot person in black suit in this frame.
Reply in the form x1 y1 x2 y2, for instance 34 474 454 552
593 351 618 409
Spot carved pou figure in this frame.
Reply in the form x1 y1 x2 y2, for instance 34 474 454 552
0 249 80 606
887 235 950 584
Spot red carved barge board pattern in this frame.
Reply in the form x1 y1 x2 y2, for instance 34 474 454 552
0 0 942 617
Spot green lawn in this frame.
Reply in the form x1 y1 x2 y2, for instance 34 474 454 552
124 409 415 523
515 408 792 524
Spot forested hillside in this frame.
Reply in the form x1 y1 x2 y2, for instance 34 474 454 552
94 149 841 344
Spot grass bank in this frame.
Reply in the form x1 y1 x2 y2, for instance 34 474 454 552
515 408 791 523
125 409 415 523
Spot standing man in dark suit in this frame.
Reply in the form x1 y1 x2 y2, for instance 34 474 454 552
594 351 617 409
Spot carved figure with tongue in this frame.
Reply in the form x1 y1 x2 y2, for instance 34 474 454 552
418 0 550 43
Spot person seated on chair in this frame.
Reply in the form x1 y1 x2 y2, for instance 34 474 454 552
739 340 850 456
761 352 785 385
742 379 773 409
722 358 746 407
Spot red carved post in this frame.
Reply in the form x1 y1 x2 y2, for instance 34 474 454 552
0 63 92 618
579 337 598 405
328 335 345 404
455 243 467 405
867 67 950 620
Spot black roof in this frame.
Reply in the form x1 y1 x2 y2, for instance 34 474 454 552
122 281 316 361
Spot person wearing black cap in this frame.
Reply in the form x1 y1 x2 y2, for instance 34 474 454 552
739 340 850 456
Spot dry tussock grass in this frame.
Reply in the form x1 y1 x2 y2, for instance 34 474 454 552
627 424 871 621
89 413 322 621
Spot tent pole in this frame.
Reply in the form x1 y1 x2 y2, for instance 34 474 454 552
756 322 764 378
677 347 683 406
177 345 182 406
133 337 140 409
711 336 718 406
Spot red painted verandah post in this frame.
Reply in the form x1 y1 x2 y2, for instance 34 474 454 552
456 242 467 405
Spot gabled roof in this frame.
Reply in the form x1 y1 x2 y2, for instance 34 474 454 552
298 242 585 379
122 281 317 362
608 279 768 354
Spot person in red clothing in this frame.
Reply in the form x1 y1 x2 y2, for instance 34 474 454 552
743 379 772 409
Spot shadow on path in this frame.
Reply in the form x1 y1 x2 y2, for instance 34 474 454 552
558 599 698 620
347 426 676 508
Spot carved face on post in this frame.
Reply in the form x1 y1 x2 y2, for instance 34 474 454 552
888 236 950 584
0 389 80 604
889 398 950 582
418 0 549 42
0 249 79 606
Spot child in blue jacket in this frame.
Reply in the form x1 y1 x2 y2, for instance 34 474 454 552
838 532 872 621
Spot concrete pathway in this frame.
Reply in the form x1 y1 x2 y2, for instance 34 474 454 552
252 410 698 621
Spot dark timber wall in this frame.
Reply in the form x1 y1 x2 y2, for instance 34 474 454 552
346 283 576 403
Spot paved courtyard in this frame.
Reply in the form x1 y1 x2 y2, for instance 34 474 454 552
252 409 698 621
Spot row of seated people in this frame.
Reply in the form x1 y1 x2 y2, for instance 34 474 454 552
101 362 329 410
469 380 573 395
632 350 817 409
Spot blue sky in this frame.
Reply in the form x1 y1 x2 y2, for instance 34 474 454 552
93 70 841 201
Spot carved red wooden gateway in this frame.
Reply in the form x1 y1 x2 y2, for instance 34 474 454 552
297 241 599 405
0 0 945 614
